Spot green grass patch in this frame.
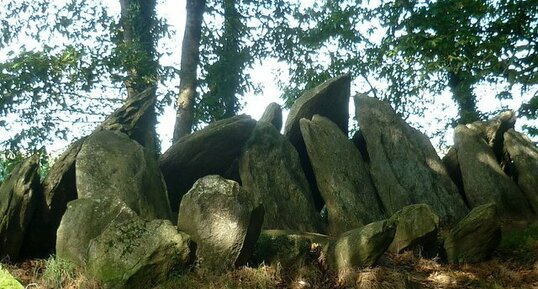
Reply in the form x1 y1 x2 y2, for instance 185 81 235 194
497 224 538 265
41 256 77 289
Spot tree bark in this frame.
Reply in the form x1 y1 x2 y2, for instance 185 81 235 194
448 71 480 125
173 0 206 142
118 0 159 153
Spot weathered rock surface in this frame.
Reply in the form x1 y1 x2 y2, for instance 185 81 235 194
260 102 283 131
0 265 24 289
300 115 384 235
466 110 516 161
252 230 332 267
329 220 395 274
159 115 256 212
177 175 264 272
388 204 440 253
0 153 41 260
284 74 351 210
239 122 323 232
454 125 533 218
354 94 468 223
284 74 351 143
444 203 501 264
88 218 194 289
76 130 172 220
441 147 465 201
56 197 138 266
504 129 538 213
22 138 85 258
98 86 158 151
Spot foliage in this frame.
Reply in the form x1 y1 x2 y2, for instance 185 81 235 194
0 150 51 184
194 0 291 126
270 0 538 136
0 0 176 153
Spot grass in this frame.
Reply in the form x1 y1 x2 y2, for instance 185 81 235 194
1 226 537 289
497 224 538 265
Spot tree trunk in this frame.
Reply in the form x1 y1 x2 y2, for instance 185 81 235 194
118 0 159 153
448 71 480 125
173 0 206 142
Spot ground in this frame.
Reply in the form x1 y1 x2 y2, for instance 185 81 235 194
2 224 537 289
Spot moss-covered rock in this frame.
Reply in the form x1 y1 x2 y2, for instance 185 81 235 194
444 203 501 264
252 230 332 268
0 265 23 289
87 218 194 289
329 220 395 275
388 204 440 253
0 153 41 260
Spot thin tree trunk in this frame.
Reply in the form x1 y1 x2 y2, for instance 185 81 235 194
173 0 206 142
119 0 159 153
448 71 480 125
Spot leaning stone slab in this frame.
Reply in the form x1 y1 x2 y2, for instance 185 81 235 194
284 74 351 144
354 94 468 224
503 129 538 213
444 203 501 264
300 115 384 235
454 125 533 218
76 130 172 220
329 220 395 276
0 153 41 261
22 138 85 258
388 204 440 253
239 122 323 232
260 102 283 131
466 110 516 161
177 175 264 272
88 218 194 289
284 74 351 210
56 197 138 266
159 115 256 213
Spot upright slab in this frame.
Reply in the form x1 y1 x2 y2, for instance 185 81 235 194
455 125 533 218
240 122 323 232
300 115 384 235
354 95 468 223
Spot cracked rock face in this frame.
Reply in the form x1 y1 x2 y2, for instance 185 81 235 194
300 115 384 235
354 94 468 224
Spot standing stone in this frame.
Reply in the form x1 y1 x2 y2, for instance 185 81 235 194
284 74 351 210
441 147 465 202
503 129 538 213
159 115 256 212
354 94 468 223
329 220 395 275
454 125 533 218
88 218 194 289
239 122 323 232
466 110 516 161
22 138 85 258
0 153 41 260
300 115 384 235
177 175 264 272
388 204 440 253
260 102 283 131
76 130 172 220
56 197 138 266
444 203 501 264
